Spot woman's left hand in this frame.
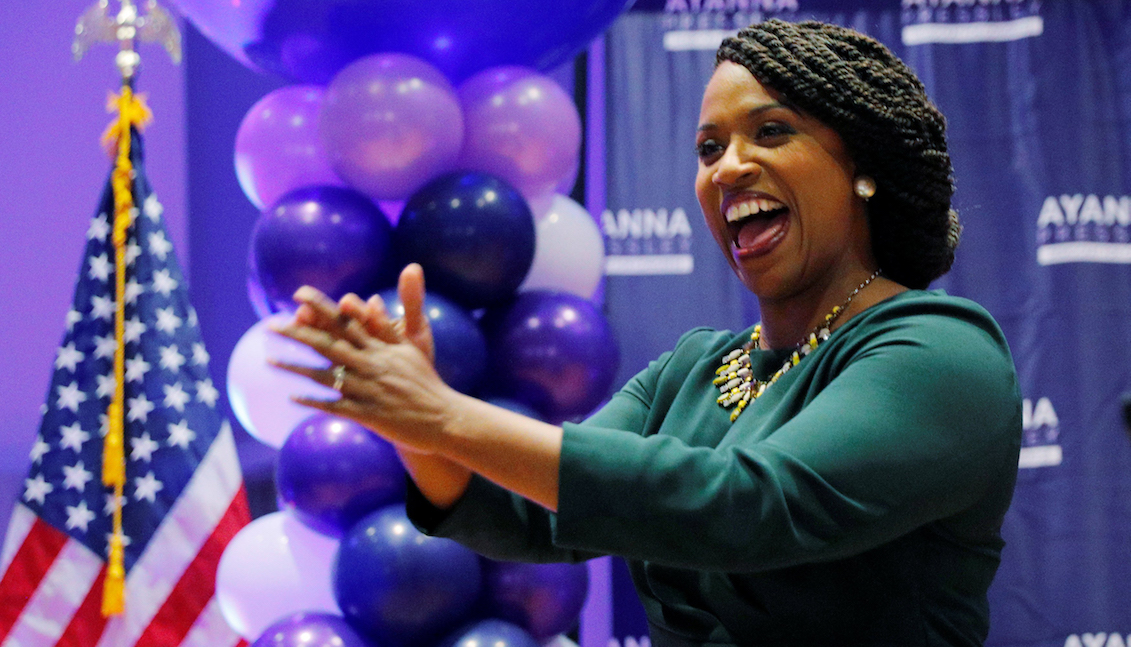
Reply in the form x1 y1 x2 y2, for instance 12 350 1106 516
269 285 458 456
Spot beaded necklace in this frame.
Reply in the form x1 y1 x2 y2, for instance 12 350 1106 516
714 270 882 422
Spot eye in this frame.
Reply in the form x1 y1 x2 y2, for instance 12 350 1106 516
756 121 796 141
696 138 724 162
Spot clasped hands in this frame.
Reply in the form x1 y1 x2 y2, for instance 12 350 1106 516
269 263 457 456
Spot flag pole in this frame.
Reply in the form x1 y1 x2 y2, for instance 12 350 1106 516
72 0 180 617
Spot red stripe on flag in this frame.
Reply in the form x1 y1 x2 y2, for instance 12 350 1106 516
55 565 110 647
134 487 250 647
0 518 70 642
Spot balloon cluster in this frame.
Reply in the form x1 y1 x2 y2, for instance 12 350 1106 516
202 3 630 644
217 413 592 647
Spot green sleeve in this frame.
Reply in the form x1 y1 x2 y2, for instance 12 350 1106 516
553 305 1021 572
404 328 719 562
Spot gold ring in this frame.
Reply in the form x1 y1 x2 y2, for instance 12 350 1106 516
332 365 347 391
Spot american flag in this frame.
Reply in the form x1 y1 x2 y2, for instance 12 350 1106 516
0 128 251 646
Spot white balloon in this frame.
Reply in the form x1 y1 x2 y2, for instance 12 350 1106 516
520 194 606 300
216 511 341 640
227 315 337 448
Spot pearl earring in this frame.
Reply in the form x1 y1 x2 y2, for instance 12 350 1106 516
854 176 876 200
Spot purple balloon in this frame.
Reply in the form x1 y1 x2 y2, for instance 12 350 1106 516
438 620 540 647
235 86 345 210
170 0 632 85
250 186 396 314
277 413 407 538
320 54 463 201
378 290 486 395
457 67 582 199
334 505 482 646
483 292 619 423
395 171 536 308
484 561 589 641
251 612 370 647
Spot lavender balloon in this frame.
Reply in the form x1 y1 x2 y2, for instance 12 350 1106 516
252 612 370 647
250 186 396 314
484 561 589 641
235 86 345 210
483 291 619 423
320 54 463 201
458 67 582 199
277 413 407 538
438 620 539 647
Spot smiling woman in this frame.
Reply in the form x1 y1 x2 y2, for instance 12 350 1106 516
271 19 1022 647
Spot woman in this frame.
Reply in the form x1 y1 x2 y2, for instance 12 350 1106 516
273 19 1022 647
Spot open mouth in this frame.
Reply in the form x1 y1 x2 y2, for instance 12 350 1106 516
725 197 789 254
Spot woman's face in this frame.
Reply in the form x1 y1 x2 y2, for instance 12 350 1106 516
695 61 873 302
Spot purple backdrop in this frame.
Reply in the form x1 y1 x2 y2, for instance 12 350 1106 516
0 0 186 540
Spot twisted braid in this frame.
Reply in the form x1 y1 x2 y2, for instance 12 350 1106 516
716 19 960 289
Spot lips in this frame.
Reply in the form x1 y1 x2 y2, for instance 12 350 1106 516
722 195 789 257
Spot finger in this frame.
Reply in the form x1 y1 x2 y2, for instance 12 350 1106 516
399 263 429 341
270 322 364 366
269 359 338 390
342 293 399 344
291 290 375 349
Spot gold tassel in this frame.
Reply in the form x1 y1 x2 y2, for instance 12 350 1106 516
100 85 151 618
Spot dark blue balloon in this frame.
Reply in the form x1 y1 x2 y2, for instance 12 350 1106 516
172 0 633 84
485 398 545 422
395 172 535 309
252 612 371 647
276 413 406 538
438 620 540 647
334 505 482 646
484 561 589 641
379 290 487 395
483 291 620 423
250 186 396 314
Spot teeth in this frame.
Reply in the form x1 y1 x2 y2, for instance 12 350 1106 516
725 197 786 223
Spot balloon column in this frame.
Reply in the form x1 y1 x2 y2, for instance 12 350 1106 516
192 1 632 645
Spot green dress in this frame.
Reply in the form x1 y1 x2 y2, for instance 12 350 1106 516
408 290 1022 646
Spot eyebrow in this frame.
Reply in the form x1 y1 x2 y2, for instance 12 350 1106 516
697 101 793 133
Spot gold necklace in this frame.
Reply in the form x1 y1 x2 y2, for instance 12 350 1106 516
714 270 882 422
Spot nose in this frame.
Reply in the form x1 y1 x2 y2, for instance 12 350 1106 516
712 141 760 188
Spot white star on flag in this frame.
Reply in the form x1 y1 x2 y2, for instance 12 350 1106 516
96 373 116 399
124 316 147 344
187 307 198 328
191 342 209 365
163 382 191 412
99 413 109 437
55 343 84 372
23 474 53 505
93 334 117 359
62 461 94 491
130 432 160 462
127 393 156 423
125 355 151 382
56 382 87 413
133 471 164 503
65 309 82 331
159 344 186 371
90 295 115 321
151 269 177 296
29 436 50 463
103 492 126 515
87 214 109 241
64 500 96 533
148 230 172 261
167 420 196 448
144 194 163 221
88 254 111 282
125 278 144 304
59 422 91 452
196 378 219 407
125 241 142 266
155 307 182 334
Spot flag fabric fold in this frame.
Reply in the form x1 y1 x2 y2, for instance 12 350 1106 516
0 101 250 647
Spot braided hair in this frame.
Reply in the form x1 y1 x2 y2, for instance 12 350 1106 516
716 19 960 289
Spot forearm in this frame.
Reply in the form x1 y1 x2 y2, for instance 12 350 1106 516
438 393 564 512
395 446 472 509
